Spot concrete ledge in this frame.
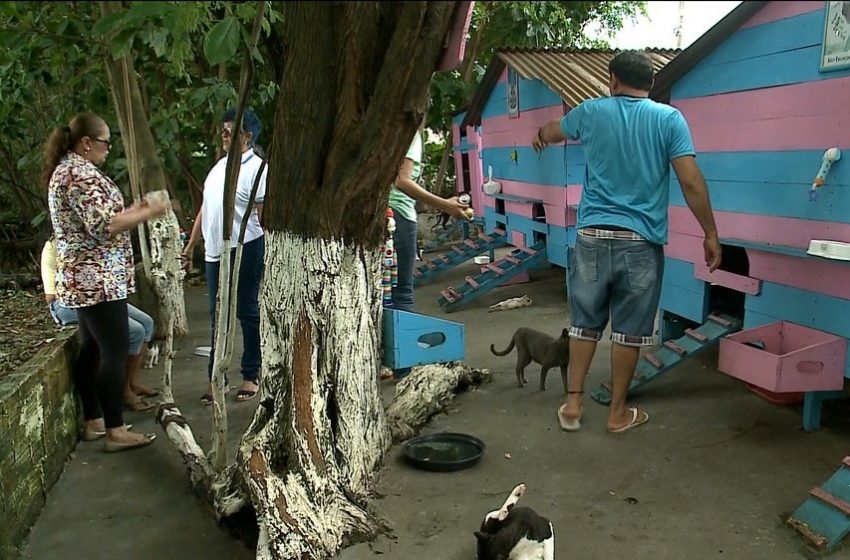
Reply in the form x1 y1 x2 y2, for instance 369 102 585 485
0 328 79 556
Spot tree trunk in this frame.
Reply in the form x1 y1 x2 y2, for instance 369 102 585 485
240 232 392 558
99 2 188 346
432 141 453 196
156 3 489 558
246 3 462 557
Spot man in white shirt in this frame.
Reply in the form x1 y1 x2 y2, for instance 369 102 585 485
184 109 267 404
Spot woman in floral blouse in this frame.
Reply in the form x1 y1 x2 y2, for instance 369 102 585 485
42 112 168 453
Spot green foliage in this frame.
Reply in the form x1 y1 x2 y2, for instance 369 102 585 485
0 0 281 253
0 0 641 260
426 1 646 192
204 16 241 66
429 1 646 130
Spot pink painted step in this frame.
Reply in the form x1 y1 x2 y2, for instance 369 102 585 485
718 321 847 393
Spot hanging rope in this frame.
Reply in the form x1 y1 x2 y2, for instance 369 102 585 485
120 52 152 281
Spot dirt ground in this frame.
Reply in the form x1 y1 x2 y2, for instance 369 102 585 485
20 248 850 560
0 289 59 377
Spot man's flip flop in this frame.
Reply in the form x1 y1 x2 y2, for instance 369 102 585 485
557 403 582 432
608 407 650 434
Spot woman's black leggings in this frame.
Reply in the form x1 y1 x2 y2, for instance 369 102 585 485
74 299 129 429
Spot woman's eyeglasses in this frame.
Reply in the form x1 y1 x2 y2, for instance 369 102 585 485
92 138 112 149
221 127 245 138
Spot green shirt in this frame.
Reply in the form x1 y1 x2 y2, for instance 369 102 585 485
388 132 423 222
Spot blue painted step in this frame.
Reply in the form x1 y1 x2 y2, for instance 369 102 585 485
420 217 484 253
414 228 507 286
788 457 850 552
382 308 465 369
590 313 742 405
437 241 548 313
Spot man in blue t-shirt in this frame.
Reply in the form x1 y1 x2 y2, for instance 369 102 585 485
533 50 721 435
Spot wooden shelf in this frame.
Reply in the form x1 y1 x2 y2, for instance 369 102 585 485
722 237 850 266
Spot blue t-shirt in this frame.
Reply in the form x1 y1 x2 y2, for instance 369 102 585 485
560 96 695 245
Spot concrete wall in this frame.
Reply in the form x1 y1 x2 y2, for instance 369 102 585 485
0 329 79 557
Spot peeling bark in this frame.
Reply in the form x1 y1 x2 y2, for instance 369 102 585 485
156 4 480 558
157 404 214 490
156 404 248 521
155 232 492 557
235 232 391 558
386 362 493 442
144 189 188 403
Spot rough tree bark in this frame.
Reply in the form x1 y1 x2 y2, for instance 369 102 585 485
249 3 464 557
155 3 491 559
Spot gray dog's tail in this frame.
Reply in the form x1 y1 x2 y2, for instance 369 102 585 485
490 337 515 356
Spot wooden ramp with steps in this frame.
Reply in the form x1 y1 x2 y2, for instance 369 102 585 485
590 313 743 405
414 228 508 286
437 241 548 313
420 217 482 253
788 456 850 552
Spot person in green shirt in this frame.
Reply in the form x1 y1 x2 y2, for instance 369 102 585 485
387 129 471 380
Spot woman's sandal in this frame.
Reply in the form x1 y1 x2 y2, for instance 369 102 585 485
83 423 133 442
235 381 260 402
133 386 160 398
124 399 156 412
557 391 584 432
104 433 157 453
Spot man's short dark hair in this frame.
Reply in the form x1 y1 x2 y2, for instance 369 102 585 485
608 51 654 91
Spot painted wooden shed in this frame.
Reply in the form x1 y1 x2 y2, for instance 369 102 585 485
450 48 678 294
648 0 850 432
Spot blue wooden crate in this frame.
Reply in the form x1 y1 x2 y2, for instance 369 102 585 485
382 308 465 369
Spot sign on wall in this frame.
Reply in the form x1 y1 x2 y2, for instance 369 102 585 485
507 67 519 118
821 1 850 72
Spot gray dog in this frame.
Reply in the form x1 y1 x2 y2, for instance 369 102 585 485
490 327 570 391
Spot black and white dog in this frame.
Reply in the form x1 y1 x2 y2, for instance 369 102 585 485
475 483 554 559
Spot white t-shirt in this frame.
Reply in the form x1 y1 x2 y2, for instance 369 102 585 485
201 149 268 262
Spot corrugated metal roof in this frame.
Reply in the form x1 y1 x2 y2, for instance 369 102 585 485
461 48 680 128
499 48 678 106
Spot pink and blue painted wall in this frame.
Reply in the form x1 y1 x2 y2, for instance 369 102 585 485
663 0 850 382
453 1 850 396
452 68 577 271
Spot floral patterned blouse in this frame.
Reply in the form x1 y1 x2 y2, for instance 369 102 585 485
48 152 135 308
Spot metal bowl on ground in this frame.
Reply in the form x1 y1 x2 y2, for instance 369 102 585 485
402 432 485 472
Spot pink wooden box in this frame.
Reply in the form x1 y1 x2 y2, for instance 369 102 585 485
718 321 847 393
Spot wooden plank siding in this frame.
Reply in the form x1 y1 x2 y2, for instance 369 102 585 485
664 2 850 377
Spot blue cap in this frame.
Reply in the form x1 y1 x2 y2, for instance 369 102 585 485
222 108 262 145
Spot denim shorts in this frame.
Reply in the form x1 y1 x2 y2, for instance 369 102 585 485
568 232 665 347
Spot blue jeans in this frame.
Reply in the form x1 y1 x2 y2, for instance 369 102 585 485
568 233 664 347
389 213 417 379
205 236 264 382
50 300 153 355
